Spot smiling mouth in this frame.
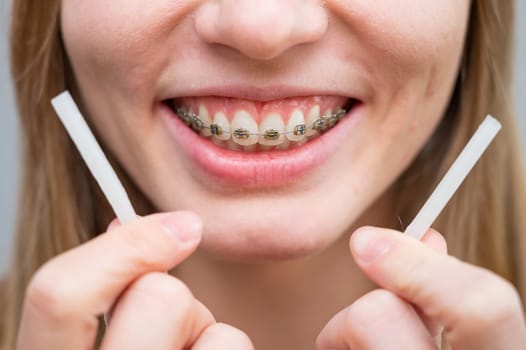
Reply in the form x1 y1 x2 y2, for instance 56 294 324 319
165 96 357 152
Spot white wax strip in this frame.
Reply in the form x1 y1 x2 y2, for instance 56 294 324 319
51 91 137 224
404 115 501 240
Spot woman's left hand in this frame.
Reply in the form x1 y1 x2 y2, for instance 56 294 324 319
317 227 526 349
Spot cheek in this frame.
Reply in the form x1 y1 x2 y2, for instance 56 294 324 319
60 0 186 99
356 2 471 120
345 1 470 62
344 2 470 190
332 0 470 98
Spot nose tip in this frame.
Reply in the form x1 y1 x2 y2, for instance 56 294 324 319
194 1 328 60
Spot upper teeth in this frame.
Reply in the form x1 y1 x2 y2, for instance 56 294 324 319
231 110 259 146
175 105 347 146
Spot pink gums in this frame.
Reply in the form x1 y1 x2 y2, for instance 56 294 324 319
175 96 349 123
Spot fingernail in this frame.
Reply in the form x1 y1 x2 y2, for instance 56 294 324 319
351 227 395 263
160 211 203 245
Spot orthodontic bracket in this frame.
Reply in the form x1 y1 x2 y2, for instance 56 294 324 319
175 107 347 139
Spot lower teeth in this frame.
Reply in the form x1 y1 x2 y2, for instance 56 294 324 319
173 106 348 150
211 138 311 152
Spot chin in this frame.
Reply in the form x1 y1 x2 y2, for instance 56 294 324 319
199 229 332 263
192 208 356 263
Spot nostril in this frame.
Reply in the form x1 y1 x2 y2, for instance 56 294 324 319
194 0 328 60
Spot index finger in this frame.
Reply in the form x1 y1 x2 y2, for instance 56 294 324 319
349 227 526 350
17 211 202 350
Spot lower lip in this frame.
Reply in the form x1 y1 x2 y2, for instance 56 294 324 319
159 102 364 188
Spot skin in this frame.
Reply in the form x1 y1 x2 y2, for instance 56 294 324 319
16 0 526 349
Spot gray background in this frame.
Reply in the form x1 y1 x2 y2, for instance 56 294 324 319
1 2 526 274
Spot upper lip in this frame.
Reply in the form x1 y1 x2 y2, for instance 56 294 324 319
160 84 365 103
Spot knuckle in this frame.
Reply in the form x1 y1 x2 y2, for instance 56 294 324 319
346 294 373 329
365 289 402 306
204 323 254 348
345 290 402 342
127 272 194 312
454 268 522 331
25 263 81 321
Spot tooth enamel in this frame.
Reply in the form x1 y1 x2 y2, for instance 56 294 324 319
286 109 306 142
199 105 212 137
212 112 231 141
276 138 290 150
225 138 241 151
243 144 258 152
258 113 285 146
259 144 273 151
231 110 259 146
325 108 339 128
175 100 350 152
178 108 194 127
324 108 333 120
296 138 308 146
211 138 225 148
305 105 320 136
320 108 333 131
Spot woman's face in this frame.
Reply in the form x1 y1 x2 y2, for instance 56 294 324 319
61 0 470 260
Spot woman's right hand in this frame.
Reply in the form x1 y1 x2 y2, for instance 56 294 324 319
17 211 254 349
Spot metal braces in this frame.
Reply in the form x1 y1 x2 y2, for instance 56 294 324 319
175 107 347 140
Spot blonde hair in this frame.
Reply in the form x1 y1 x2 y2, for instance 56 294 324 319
1 1 524 349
